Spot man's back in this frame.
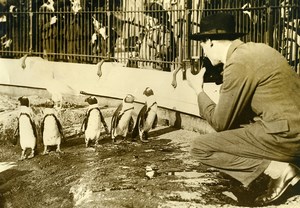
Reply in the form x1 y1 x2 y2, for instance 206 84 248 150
225 40 300 136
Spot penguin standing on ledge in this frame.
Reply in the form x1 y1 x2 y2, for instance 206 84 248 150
111 94 135 144
132 87 158 142
17 96 37 160
41 99 64 154
81 96 109 147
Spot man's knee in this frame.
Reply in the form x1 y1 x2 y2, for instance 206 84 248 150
190 135 213 159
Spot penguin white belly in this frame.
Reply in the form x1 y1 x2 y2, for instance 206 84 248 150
116 110 133 137
144 110 157 132
19 116 36 150
43 116 61 146
85 110 101 141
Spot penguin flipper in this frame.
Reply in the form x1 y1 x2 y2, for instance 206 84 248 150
11 121 19 145
132 105 146 138
98 109 109 132
131 117 139 138
81 117 87 132
128 117 135 133
111 104 123 136
54 115 64 141
31 120 38 149
30 119 38 139
152 114 158 129
41 117 45 144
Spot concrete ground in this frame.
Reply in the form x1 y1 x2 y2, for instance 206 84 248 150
0 94 300 208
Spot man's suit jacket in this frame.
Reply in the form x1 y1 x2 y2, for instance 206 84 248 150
198 39 300 139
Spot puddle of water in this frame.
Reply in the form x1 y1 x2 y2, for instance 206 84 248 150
172 178 218 187
169 171 208 178
167 171 218 187
167 191 203 201
0 162 17 173
70 184 93 206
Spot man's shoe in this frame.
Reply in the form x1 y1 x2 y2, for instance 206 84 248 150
255 164 300 205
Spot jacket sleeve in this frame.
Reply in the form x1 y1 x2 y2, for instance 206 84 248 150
197 62 256 132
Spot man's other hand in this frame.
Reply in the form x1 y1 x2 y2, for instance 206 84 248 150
186 67 206 95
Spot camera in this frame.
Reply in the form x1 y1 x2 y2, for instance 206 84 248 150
191 57 223 85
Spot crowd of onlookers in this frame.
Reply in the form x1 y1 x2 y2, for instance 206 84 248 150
0 0 120 63
0 0 299 73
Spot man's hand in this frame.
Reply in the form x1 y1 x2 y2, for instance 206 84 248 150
186 67 206 95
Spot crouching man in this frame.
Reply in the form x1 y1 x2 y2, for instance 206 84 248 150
187 13 300 206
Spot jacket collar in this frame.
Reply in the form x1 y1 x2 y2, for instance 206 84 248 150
226 39 244 62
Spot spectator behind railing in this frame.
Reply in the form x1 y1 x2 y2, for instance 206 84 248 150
138 2 176 72
39 0 57 61
0 0 19 53
65 0 82 62
0 1 10 51
91 1 120 63
55 0 69 61
273 0 300 72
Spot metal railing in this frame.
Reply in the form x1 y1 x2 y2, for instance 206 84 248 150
0 0 299 73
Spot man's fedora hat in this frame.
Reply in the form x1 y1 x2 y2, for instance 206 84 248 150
190 13 246 41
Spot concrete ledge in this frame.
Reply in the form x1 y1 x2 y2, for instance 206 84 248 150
0 57 218 134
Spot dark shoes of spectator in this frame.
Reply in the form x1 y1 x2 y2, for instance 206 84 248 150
255 164 300 206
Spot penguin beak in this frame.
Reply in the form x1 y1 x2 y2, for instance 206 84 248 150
84 97 90 103
143 87 149 95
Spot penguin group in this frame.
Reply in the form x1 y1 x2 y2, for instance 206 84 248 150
15 96 64 160
111 87 158 143
14 87 158 160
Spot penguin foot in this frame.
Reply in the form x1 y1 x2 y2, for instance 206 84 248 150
85 140 90 148
42 151 49 155
56 149 63 154
131 137 138 142
140 138 149 143
114 140 125 145
113 136 126 144
139 132 149 143
27 154 34 159
19 156 26 161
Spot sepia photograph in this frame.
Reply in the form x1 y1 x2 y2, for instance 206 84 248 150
0 0 300 207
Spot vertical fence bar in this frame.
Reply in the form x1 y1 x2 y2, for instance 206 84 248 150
184 0 192 62
29 0 33 54
107 0 110 60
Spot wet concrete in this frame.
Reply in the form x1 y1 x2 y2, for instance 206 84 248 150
0 95 300 208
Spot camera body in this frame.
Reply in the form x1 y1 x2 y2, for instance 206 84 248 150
191 57 223 85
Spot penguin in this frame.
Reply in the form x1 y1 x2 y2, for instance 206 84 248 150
111 94 135 144
41 99 64 154
81 96 109 147
17 96 37 160
132 87 158 143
